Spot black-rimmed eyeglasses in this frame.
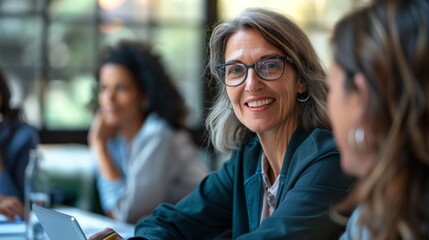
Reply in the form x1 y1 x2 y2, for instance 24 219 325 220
215 56 293 87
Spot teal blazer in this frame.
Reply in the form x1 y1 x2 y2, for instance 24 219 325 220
134 128 353 239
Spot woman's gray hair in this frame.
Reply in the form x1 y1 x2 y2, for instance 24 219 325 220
206 8 330 152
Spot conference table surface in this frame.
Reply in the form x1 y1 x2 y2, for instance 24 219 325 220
0 207 135 239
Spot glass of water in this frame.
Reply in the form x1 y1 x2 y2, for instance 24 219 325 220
25 149 51 240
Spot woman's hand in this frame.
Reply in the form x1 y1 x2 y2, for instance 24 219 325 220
88 228 124 240
88 112 118 148
0 195 24 221
88 112 121 180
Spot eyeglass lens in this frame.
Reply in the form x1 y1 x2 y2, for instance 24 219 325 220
219 57 286 86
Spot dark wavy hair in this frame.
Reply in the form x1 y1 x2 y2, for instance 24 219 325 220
0 69 21 122
94 40 187 130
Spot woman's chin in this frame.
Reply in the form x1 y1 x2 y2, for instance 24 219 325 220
340 156 358 177
104 117 121 127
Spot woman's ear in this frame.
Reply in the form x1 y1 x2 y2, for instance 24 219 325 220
296 79 306 94
353 73 370 118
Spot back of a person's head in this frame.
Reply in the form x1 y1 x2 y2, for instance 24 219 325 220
95 40 187 129
333 0 429 166
332 0 429 238
0 69 21 122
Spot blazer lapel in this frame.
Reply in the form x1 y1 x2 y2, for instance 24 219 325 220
275 128 310 208
244 160 263 232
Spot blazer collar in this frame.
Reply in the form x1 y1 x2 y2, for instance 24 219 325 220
244 127 310 231
276 127 310 207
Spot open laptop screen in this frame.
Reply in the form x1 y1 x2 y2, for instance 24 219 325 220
33 204 87 240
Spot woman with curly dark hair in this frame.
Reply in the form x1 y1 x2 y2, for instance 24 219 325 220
88 40 208 224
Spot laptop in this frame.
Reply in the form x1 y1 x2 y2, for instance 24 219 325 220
33 204 87 240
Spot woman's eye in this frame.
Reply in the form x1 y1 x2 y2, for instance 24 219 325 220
227 65 244 75
116 84 130 91
261 61 280 70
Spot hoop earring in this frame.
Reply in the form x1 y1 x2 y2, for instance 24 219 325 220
297 92 310 102
348 127 368 153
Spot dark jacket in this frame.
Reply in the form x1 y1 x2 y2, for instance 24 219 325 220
133 128 353 239
0 122 39 201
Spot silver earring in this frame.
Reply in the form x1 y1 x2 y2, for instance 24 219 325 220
297 92 310 102
348 127 367 153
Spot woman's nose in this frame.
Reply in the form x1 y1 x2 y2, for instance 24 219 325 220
100 89 115 102
245 69 265 92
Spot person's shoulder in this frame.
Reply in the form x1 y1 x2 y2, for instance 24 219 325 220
290 128 337 166
16 122 37 133
9 122 38 139
141 113 189 142
304 128 337 154
307 128 334 141
141 113 172 136
1 122 39 147
0 121 36 131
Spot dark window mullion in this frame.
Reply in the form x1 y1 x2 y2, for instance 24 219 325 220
39 0 51 131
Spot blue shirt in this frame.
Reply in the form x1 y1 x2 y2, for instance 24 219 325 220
95 113 208 223
340 207 371 240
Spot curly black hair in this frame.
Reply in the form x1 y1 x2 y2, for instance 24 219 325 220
0 68 21 122
94 40 188 130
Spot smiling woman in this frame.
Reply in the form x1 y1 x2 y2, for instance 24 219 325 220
222 29 303 146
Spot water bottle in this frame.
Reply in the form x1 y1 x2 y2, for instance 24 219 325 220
25 149 50 240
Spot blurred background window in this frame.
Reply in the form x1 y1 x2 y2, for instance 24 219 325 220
0 0 366 144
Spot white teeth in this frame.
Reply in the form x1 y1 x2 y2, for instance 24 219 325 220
247 98 273 108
